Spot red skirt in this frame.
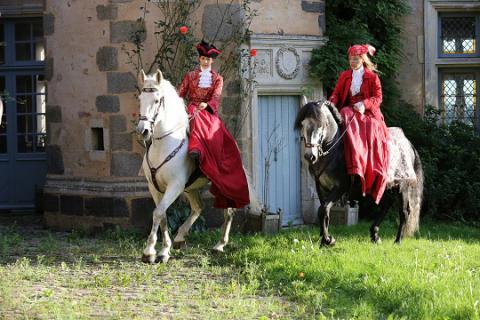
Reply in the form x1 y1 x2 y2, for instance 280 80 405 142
187 104 250 208
341 107 390 204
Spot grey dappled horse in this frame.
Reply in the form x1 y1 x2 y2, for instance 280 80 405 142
295 99 423 246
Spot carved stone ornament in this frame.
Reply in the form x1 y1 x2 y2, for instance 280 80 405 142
275 46 300 80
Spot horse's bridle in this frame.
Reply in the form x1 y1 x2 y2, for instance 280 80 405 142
138 89 164 132
301 102 354 158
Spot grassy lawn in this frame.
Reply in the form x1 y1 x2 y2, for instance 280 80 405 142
1 218 479 319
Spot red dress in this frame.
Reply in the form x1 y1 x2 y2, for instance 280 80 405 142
178 69 250 208
329 68 390 204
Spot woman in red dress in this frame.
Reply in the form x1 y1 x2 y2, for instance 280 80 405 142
178 41 250 209
329 44 390 204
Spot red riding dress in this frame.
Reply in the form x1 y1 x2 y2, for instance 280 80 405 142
329 68 390 204
178 69 250 208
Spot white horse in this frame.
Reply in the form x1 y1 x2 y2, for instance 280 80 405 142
136 70 255 264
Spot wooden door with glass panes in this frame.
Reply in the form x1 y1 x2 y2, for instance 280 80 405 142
0 19 46 210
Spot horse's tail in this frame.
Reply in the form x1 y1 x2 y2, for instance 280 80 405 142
404 147 423 237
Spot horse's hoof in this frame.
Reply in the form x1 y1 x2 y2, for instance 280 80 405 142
211 246 224 254
173 241 186 250
141 254 156 264
155 255 170 264
320 236 336 247
371 235 382 244
329 236 336 246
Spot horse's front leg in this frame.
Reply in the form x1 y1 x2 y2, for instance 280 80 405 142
173 189 204 249
318 187 342 247
319 201 336 246
212 208 234 253
142 182 183 264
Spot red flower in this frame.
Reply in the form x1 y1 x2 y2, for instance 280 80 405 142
180 26 188 35
250 49 257 57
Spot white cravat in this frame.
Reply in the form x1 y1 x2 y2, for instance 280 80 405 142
350 65 364 96
198 67 212 88
350 65 365 113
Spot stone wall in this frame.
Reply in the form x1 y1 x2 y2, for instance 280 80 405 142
397 0 424 112
43 0 326 232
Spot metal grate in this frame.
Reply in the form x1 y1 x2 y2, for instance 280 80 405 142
441 17 476 55
441 73 477 127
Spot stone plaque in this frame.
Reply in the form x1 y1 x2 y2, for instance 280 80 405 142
255 49 273 78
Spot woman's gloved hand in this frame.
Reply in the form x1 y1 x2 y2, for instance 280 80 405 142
353 102 365 114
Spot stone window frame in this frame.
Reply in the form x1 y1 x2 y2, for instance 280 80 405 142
424 1 480 117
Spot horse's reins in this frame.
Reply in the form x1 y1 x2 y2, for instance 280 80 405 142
140 95 202 193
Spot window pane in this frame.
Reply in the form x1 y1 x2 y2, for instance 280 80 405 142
0 76 6 134
17 134 33 153
0 76 5 94
441 17 476 55
15 23 31 42
0 136 6 153
17 114 33 133
16 43 32 61
0 23 4 65
441 73 477 126
35 134 46 152
16 95 33 113
35 114 46 134
0 119 6 134
34 41 45 61
36 94 46 113
16 75 33 93
33 22 43 40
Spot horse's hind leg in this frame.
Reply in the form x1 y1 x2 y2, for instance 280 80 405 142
142 183 183 264
370 191 394 244
212 208 234 253
173 190 204 249
395 188 409 244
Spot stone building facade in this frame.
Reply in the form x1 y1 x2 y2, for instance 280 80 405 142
3 0 476 231
398 0 480 132
36 0 326 231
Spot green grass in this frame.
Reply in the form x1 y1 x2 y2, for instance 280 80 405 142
1 221 479 319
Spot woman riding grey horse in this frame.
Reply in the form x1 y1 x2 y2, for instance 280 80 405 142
295 98 423 245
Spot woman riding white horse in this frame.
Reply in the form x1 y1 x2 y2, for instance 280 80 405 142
136 70 255 264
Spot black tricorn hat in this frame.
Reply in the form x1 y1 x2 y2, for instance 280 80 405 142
196 40 221 59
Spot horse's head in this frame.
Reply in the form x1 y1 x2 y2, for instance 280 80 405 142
294 97 342 164
136 69 165 141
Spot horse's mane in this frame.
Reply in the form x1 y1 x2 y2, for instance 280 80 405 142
157 79 188 122
159 79 184 107
294 98 343 130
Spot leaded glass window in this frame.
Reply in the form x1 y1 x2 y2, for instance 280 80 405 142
439 15 479 57
440 72 478 128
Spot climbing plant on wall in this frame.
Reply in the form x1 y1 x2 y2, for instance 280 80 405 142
124 0 257 87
